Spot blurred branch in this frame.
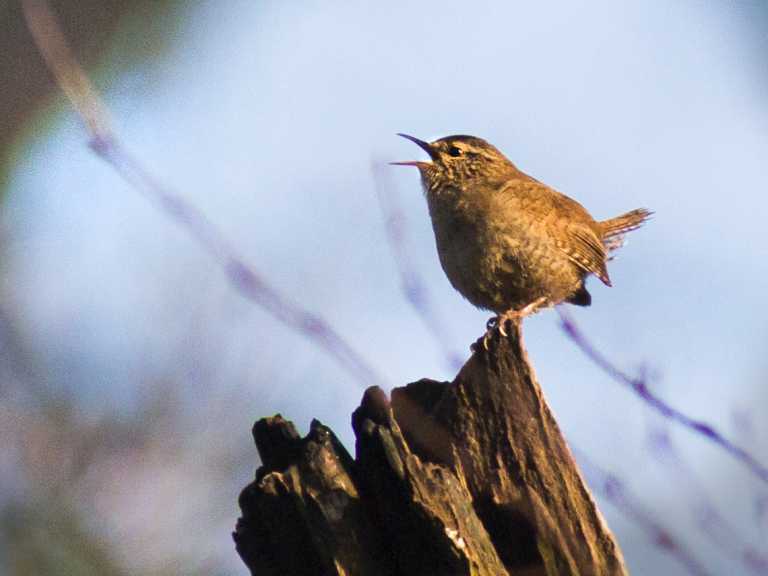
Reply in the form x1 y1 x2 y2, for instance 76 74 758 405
558 308 768 486
371 162 464 370
22 0 111 139
0 0 178 195
574 448 712 576
21 0 383 391
647 426 768 575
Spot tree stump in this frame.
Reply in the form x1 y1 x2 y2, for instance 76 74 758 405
234 322 627 575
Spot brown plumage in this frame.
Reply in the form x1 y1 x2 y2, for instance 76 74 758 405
393 134 651 319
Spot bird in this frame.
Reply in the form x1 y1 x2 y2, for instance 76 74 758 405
392 133 651 342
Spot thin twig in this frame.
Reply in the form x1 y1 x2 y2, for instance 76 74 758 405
22 0 112 141
647 426 768 575
558 308 768 485
22 0 383 390
574 447 713 576
371 161 464 370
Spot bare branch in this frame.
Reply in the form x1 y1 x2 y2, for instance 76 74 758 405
647 427 768 575
371 161 464 371
574 448 713 576
21 0 383 390
558 308 768 485
22 0 111 142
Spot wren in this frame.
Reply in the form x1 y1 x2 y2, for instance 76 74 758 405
392 134 650 336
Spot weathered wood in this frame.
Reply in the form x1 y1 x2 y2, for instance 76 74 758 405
234 322 627 575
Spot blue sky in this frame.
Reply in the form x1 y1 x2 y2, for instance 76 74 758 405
5 1 767 573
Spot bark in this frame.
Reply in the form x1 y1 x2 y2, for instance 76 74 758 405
234 322 627 576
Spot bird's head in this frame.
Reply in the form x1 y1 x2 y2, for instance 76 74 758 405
392 134 516 194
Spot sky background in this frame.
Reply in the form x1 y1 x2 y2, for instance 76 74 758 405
3 1 767 574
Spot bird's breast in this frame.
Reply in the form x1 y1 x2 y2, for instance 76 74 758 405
427 193 525 311
425 188 582 312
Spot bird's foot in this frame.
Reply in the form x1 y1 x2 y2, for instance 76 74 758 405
473 297 548 352
497 297 548 336
477 317 500 351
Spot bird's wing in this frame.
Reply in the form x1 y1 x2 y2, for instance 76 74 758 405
501 177 611 286
549 190 611 286
557 223 611 285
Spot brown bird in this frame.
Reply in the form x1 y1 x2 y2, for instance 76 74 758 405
392 134 650 338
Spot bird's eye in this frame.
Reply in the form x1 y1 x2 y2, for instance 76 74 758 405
447 146 463 157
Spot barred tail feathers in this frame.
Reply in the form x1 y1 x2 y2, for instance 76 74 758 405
600 208 652 251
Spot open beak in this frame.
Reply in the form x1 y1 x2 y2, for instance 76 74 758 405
390 133 434 167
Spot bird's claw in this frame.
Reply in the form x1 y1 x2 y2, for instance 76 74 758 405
482 330 493 351
470 319 496 352
475 316 507 352
473 297 549 354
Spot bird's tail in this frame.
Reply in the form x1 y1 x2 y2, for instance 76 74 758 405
600 208 652 252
